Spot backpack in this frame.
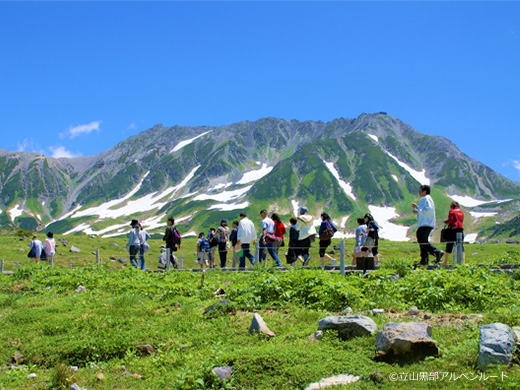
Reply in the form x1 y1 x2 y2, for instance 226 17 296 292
171 227 181 246
319 221 335 240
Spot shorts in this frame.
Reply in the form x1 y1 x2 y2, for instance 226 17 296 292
197 252 209 264
319 239 331 257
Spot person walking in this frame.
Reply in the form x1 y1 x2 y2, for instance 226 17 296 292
441 201 465 265
229 220 240 268
294 206 317 266
361 213 380 265
207 228 219 269
352 217 367 265
163 216 181 268
216 220 230 268
138 223 151 270
411 184 443 266
127 219 141 268
43 232 56 263
236 212 256 268
318 212 337 267
286 217 299 266
196 232 210 269
259 210 282 267
29 235 43 264
271 213 286 255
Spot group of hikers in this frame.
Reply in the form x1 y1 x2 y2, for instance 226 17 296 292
26 184 465 271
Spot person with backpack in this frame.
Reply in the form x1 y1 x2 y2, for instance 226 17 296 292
163 216 181 268
318 212 337 268
138 223 151 270
294 206 317 266
216 220 230 268
127 220 141 267
28 235 43 263
207 228 219 269
352 217 367 265
196 232 210 269
362 213 380 266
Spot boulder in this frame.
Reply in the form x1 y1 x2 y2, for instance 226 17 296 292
75 285 86 294
319 315 377 340
375 322 438 363
248 313 276 338
213 366 233 381
204 299 231 316
405 306 420 316
70 246 80 253
118 258 127 264
477 323 515 371
135 344 154 355
59 238 69 244
305 374 360 390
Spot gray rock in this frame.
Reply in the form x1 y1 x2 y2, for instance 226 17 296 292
371 309 385 316
477 323 515 371
110 243 119 247
406 306 420 316
70 246 81 253
305 374 360 390
204 299 230 316
109 255 116 260
118 258 127 264
59 238 69 244
248 313 276 338
375 322 438 363
18 248 25 252
387 274 400 281
70 384 82 390
308 331 324 341
213 366 233 381
319 315 377 340
27 373 36 378
343 306 353 313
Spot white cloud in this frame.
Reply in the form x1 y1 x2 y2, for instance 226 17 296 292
127 123 137 130
49 145 82 159
16 138 44 154
513 160 520 173
64 121 102 139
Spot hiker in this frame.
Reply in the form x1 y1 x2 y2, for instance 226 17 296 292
271 213 286 254
352 217 367 265
138 223 151 270
163 216 181 268
207 228 219 268
216 220 230 268
411 184 444 266
196 232 210 269
127 219 141 267
42 232 56 262
229 220 240 268
361 213 380 266
28 235 43 264
236 212 256 268
318 212 337 267
441 201 465 265
259 210 282 266
285 217 299 266
294 206 317 266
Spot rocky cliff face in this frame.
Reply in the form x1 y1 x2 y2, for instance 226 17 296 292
1 113 518 240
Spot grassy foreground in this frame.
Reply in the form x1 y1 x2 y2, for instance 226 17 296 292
2 230 520 389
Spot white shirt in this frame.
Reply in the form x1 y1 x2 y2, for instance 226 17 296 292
261 217 275 234
43 238 56 255
237 217 257 244
417 194 436 228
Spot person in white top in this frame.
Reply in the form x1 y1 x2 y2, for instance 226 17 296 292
411 184 443 266
138 223 151 271
43 232 56 262
127 219 141 268
235 212 256 268
258 210 281 266
294 207 317 266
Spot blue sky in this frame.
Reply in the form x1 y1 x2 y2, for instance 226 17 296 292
1 2 519 181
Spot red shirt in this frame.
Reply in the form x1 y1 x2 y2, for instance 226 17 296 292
274 221 287 238
445 208 464 229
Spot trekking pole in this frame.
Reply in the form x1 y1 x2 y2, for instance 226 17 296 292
456 233 463 265
180 254 183 270
96 249 100 266
340 240 345 276
70 260 73 269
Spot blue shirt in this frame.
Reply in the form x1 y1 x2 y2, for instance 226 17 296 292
417 194 436 228
355 225 367 247
197 237 210 252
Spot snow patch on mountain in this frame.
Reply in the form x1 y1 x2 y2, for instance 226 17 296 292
208 201 250 211
368 134 379 143
470 211 498 220
383 150 430 186
194 186 252 202
8 204 23 221
170 131 212 153
368 205 409 242
449 195 512 208
340 216 349 228
236 164 273 185
392 175 399 182
322 160 356 201
291 200 299 217
464 233 478 244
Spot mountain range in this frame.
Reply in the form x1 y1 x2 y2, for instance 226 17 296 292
1 112 519 243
